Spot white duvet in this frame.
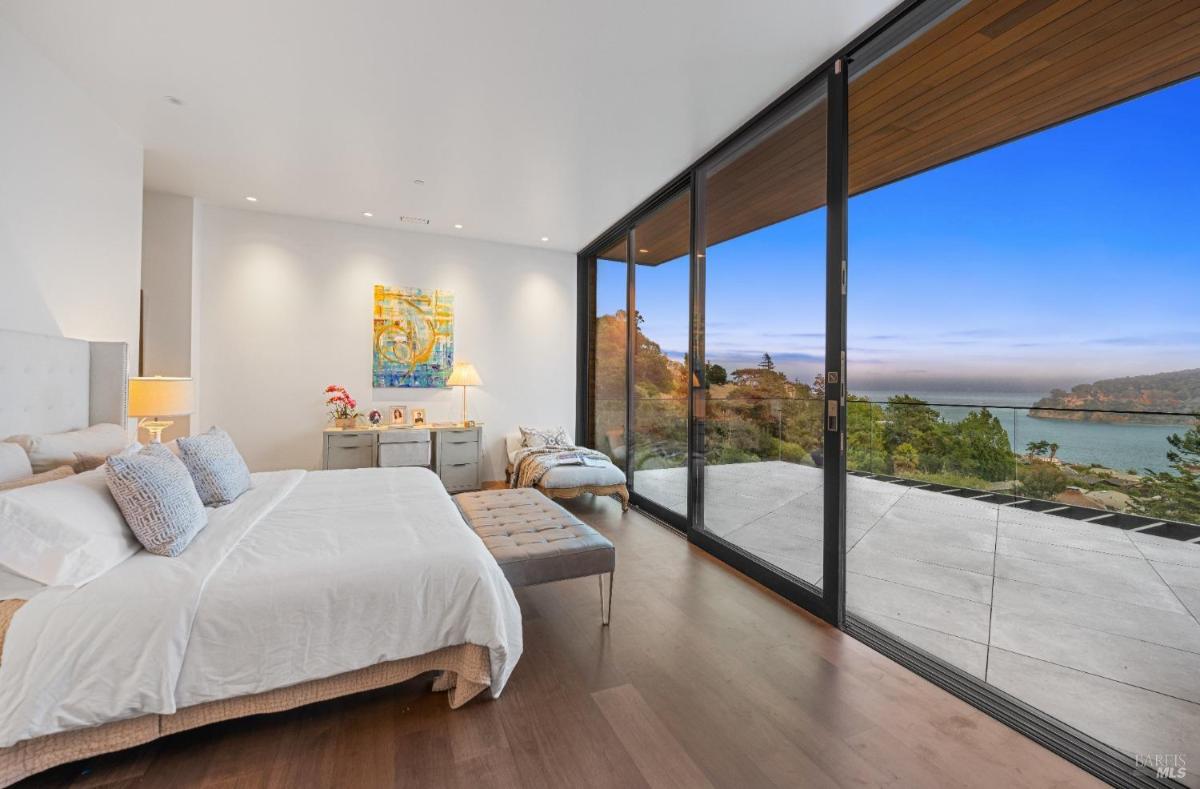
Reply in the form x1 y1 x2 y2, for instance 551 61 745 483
0 467 522 747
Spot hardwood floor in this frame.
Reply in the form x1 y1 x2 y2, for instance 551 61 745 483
22 496 1102 788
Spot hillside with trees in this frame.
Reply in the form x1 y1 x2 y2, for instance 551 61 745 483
1030 368 1200 425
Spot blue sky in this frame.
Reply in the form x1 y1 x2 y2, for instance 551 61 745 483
600 76 1200 393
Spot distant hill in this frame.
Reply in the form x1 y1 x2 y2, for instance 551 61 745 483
1030 369 1200 425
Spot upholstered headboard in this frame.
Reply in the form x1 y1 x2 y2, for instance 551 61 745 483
0 329 128 439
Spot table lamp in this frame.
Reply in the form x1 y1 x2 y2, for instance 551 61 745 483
446 362 482 426
128 376 195 443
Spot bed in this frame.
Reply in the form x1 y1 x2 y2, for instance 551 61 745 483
0 330 522 786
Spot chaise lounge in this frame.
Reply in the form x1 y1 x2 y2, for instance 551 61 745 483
504 431 630 511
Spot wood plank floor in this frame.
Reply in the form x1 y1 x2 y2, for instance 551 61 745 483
22 496 1103 788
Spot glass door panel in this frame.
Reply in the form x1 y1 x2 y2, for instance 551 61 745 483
630 190 691 518
698 80 828 590
592 239 629 467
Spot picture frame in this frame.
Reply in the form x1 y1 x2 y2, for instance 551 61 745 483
411 407 428 427
384 404 407 426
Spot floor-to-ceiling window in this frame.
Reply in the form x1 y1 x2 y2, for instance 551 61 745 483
591 241 629 467
629 191 691 518
844 1 1200 769
579 0 1199 782
693 80 830 590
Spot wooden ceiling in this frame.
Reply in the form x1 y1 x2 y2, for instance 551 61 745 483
602 0 1200 265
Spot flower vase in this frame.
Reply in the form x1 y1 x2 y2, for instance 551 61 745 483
335 417 356 429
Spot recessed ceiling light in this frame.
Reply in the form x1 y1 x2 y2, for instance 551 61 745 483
245 196 258 202
540 236 550 242
453 223 463 229
164 95 183 106
362 211 373 217
638 248 649 254
413 179 425 186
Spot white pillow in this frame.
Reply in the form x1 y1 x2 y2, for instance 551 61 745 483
0 468 142 586
6 424 130 474
519 426 572 449
0 443 32 484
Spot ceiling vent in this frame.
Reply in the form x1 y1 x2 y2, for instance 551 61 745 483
399 216 430 225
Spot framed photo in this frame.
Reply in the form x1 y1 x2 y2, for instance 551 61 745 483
385 405 407 426
412 407 428 426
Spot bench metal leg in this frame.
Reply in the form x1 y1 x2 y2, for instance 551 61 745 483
599 571 614 626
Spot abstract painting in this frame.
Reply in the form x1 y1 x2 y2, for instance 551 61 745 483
372 284 454 388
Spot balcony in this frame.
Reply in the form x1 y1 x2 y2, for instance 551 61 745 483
631 398 1200 766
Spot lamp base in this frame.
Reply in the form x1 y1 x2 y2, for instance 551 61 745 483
137 418 174 443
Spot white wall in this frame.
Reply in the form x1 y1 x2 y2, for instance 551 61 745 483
140 191 197 439
0 18 142 366
193 205 576 479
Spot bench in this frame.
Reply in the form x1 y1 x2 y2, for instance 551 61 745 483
454 488 615 625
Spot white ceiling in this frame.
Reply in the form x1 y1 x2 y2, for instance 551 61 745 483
1 0 894 252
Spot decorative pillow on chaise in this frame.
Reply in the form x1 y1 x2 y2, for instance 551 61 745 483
519 426 572 450
176 427 251 506
5 423 129 474
0 469 142 586
0 465 74 492
105 443 208 557
0 443 33 484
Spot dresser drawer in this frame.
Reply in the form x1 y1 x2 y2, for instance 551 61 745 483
327 432 374 448
439 438 478 465
440 461 479 492
325 442 375 470
380 429 430 445
379 440 430 467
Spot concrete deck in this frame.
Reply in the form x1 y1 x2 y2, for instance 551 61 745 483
634 461 1200 768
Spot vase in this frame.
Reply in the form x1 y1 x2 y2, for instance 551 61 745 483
334 417 357 429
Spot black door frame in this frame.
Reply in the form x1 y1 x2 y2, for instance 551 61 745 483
574 0 1180 783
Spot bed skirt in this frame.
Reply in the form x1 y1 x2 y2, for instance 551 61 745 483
0 642 491 787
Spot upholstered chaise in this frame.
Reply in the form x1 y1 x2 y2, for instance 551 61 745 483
504 432 630 511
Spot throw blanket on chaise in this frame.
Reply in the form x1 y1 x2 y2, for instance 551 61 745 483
509 446 612 490
0 467 522 748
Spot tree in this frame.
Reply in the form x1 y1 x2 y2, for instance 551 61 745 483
1048 442 1059 461
1020 462 1068 499
758 353 775 372
1138 424 1200 523
705 363 727 386
883 395 944 468
944 408 1015 482
1026 440 1050 458
893 443 920 475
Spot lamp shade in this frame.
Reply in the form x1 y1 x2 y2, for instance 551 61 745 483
446 362 482 387
128 377 195 417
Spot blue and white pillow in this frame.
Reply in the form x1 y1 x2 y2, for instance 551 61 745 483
176 427 251 506
105 443 208 557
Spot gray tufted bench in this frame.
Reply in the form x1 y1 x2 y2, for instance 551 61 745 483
454 488 615 625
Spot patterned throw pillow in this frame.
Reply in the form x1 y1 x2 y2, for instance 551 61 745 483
176 427 251 507
105 444 207 557
519 426 573 449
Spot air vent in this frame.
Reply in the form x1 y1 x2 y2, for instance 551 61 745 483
399 216 430 225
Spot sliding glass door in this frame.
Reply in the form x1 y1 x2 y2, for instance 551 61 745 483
694 78 833 597
628 191 692 519
579 1 1198 781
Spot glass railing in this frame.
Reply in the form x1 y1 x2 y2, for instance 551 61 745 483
846 398 1200 535
597 393 1200 535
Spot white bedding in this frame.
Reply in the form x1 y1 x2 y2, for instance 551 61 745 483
0 467 522 747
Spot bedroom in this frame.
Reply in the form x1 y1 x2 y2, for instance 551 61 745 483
2 1 1197 787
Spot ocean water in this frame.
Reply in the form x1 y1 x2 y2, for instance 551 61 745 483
855 390 1189 474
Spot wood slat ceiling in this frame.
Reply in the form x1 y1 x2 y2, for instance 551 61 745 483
606 0 1200 265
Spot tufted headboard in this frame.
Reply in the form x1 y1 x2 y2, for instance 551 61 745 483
0 329 129 439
